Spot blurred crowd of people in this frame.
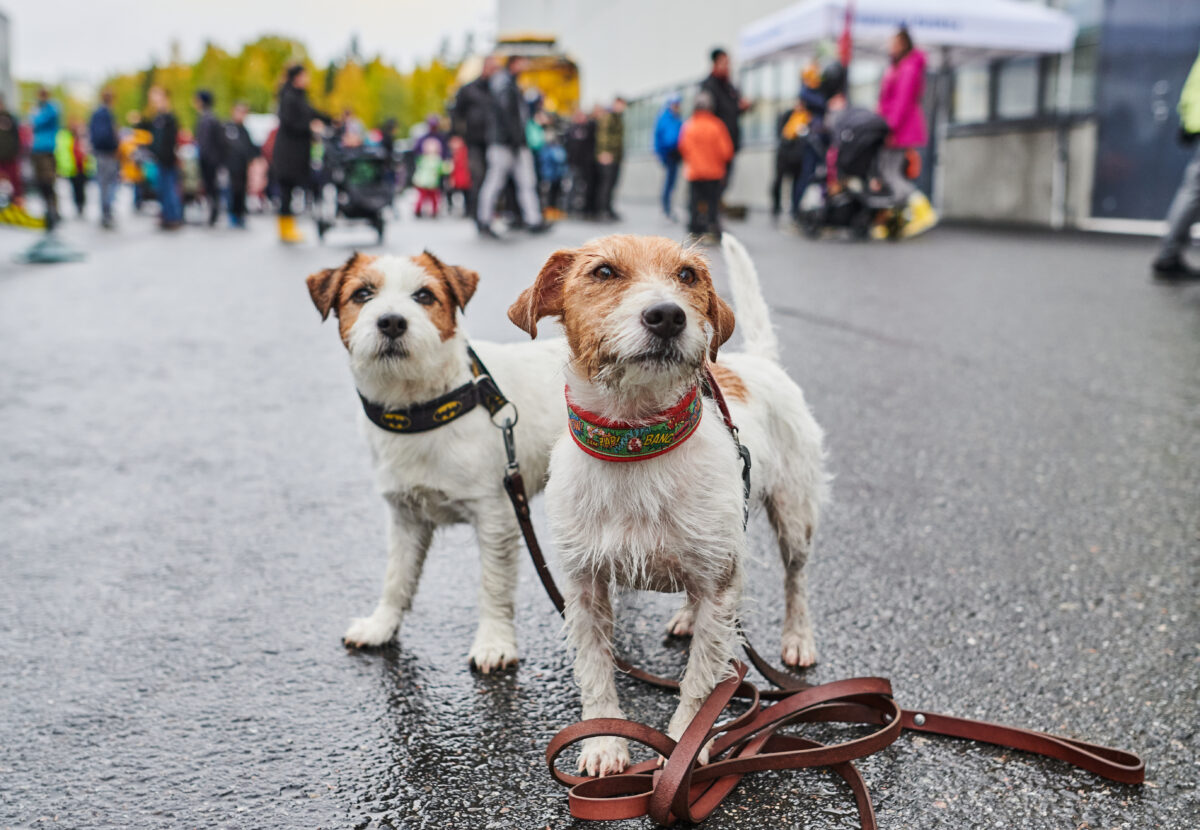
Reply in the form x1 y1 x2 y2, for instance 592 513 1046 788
0 29 943 247
0 54 633 245
450 53 627 238
0 84 267 233
650 34 937 243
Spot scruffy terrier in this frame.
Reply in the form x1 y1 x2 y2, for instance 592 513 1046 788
508 234 828 775
307 251 566 672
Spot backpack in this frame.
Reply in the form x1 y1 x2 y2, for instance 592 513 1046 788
89 108 118 153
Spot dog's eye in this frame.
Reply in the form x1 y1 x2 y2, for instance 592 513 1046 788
412 288 436 305
350 287 374 304
678 267 696 285
593 264 615 280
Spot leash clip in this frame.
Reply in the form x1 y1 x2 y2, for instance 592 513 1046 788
498 417 519 472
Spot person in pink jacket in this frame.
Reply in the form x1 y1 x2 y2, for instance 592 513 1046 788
877 25 937 237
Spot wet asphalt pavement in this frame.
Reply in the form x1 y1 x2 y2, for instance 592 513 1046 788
1 196 1198 830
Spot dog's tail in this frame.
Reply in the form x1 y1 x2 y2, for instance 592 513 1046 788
721 233 778 361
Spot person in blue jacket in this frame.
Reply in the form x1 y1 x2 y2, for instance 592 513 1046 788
654 93 683 220
31 88 61 229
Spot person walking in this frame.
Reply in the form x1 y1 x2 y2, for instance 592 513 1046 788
654 94 683 220
447 135 471 215
772 81 826 224
148 86 183 230
564 108 596 217
593 96 626 221
89 89 121 228
412 137 448 218
451 55 498 223
678 91 734 242
0 95 23 207
272 64 330 244
700 48 749 202
223 102 258 229
59 121 88 218
474 56 548 238
194 89 225 227
30 88 61 229
877 25 937 238
1152 48 1200 281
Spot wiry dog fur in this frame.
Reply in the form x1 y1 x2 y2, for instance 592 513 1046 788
508 234 827 775
307 252 566 672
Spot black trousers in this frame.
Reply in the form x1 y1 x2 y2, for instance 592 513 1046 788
688 179 722 235
200 161 221 224
595 160 621 217
277 175 308 217
568 162 593 215
465 143 487 223
70 173 87 215
228 172 248 221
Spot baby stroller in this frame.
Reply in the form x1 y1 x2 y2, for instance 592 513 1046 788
315 142 395 244
800 107 905 241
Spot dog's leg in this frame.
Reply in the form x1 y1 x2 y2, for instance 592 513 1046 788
665 596 696 637
468 510 521 673
567 576 630 776
767 491 819 667
343 505 433 648
666 577 740 765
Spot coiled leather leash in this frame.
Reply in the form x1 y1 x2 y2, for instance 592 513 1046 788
489 362 1144 826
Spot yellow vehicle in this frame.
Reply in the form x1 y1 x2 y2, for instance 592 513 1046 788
456 33 580 116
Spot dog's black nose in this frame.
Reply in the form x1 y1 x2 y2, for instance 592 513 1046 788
641 302 686 339
376 314 408 339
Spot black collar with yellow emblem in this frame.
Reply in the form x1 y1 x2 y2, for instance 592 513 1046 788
358 347 510 434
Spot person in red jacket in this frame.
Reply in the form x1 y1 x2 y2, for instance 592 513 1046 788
678 91 733 241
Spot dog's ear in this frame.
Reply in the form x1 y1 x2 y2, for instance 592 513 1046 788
508 249 574 339
306 261 348 322
706 289 736 361
423 250 479 310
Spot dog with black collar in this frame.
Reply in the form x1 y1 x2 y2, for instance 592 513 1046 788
306 251 566 672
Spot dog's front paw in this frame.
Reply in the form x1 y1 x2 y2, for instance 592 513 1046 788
343 608 402 648
663 722 713 767
665 604 695 637
468 626 519 674
577 736 630 777
781 628 818 667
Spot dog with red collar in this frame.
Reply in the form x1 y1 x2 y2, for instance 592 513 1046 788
508 234 828 776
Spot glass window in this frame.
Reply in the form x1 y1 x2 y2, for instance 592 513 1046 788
953 64 990 123
847 56 884 111
996 57 1039 119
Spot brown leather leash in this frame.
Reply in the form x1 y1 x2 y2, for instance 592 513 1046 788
488 365 1144 826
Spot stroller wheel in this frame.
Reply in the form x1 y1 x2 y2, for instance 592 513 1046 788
372 216 385 245
316 219 329 242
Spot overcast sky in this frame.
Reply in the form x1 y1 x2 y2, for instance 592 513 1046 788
4 0 496 84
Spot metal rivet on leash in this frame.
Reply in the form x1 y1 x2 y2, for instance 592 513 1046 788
913 713 926 726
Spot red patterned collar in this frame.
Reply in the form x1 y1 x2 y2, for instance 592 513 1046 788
565 386 704 462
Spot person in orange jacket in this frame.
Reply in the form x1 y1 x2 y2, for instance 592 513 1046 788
678 91 734 240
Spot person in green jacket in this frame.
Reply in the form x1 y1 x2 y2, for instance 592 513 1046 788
55 123 89 218
593 97 626 222
1153 49 1200 281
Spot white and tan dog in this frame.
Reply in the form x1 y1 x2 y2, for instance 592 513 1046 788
508 234 827 775
307 251 566 672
